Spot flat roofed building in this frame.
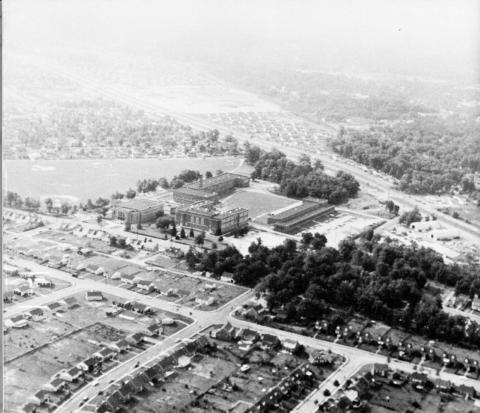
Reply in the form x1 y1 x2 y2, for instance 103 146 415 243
267 197 334 233
112 198 163 224
173 173 249 205
175 201 248 235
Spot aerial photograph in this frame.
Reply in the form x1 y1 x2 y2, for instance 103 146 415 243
2 0 480 412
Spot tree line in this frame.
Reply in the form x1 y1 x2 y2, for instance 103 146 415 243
245 145 360 204
331 115 480 197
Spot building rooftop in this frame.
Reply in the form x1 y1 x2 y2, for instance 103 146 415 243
187 172 249 190
115 198 163 211
269 198 327 222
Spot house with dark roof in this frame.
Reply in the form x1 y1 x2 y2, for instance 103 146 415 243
127 332 145 345
6 315 28 329
43 378 66 392
85 290 104 301
94 347 117 362
59 366 83 382
109 339 131 353
143 323 162 337
29 390 51 406
78 356 99 372
26 307 45 320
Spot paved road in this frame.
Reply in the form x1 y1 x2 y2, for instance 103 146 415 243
229 314 480 413
25 56 480 244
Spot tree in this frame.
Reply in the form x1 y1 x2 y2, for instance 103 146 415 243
205 171 213 179
195 233 205 245
180 228 186 238
156 216 172 230
399 207 421 226
61 203 71 215
170 225 177 237
155 210 164 219
118 238 126 248
189 228 195 238
45 198 53 213
96 215 103 225
124 221 131 231
109 236 117 246
185 248 197 269
211 242 218 250
125 189 136 199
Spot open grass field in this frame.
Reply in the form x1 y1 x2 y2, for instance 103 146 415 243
221 188 298 220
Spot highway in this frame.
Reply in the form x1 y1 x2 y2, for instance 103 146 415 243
22 55 480 246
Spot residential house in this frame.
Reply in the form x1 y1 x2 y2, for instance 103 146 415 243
14 284 33 297
282 339 301 353
29 390 51 406
435 379 452 392
372 363 389 378
121 273 136 285
472 295 480 312
35 277 53 288
45 302 63 313
59 366 83 382
143 323 162 337
85 291 104 301
126 332 145 345
161 317 175 326
43 378 66 393
78 356 99 372
210 323 236 341
3 291 14 303
61 297 78 309
411 372 429 390
94 347 118 362
6 315 28 329
260 333 281 350
21 403 38 413
136 279 154 292
26 307 45 321
109 339 131 353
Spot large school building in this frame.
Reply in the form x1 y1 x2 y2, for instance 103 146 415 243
267 197 334 233
173 173 250 205
175 201 249 235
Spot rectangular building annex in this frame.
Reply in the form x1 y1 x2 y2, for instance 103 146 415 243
175 202 249 235
112 198 164 224
267 197 334 233
173 173 249 205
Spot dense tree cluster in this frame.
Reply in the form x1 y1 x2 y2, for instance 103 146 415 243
135 169 202 194
331 116 480 195
398 207 422 227
246 146 360 204
4 191 40 211
187 233 480 348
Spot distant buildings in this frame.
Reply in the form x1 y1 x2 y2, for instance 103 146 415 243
267 197 334 233
176 201 248 235
472 295 480 312
112 198 164 224
173 173 249 205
